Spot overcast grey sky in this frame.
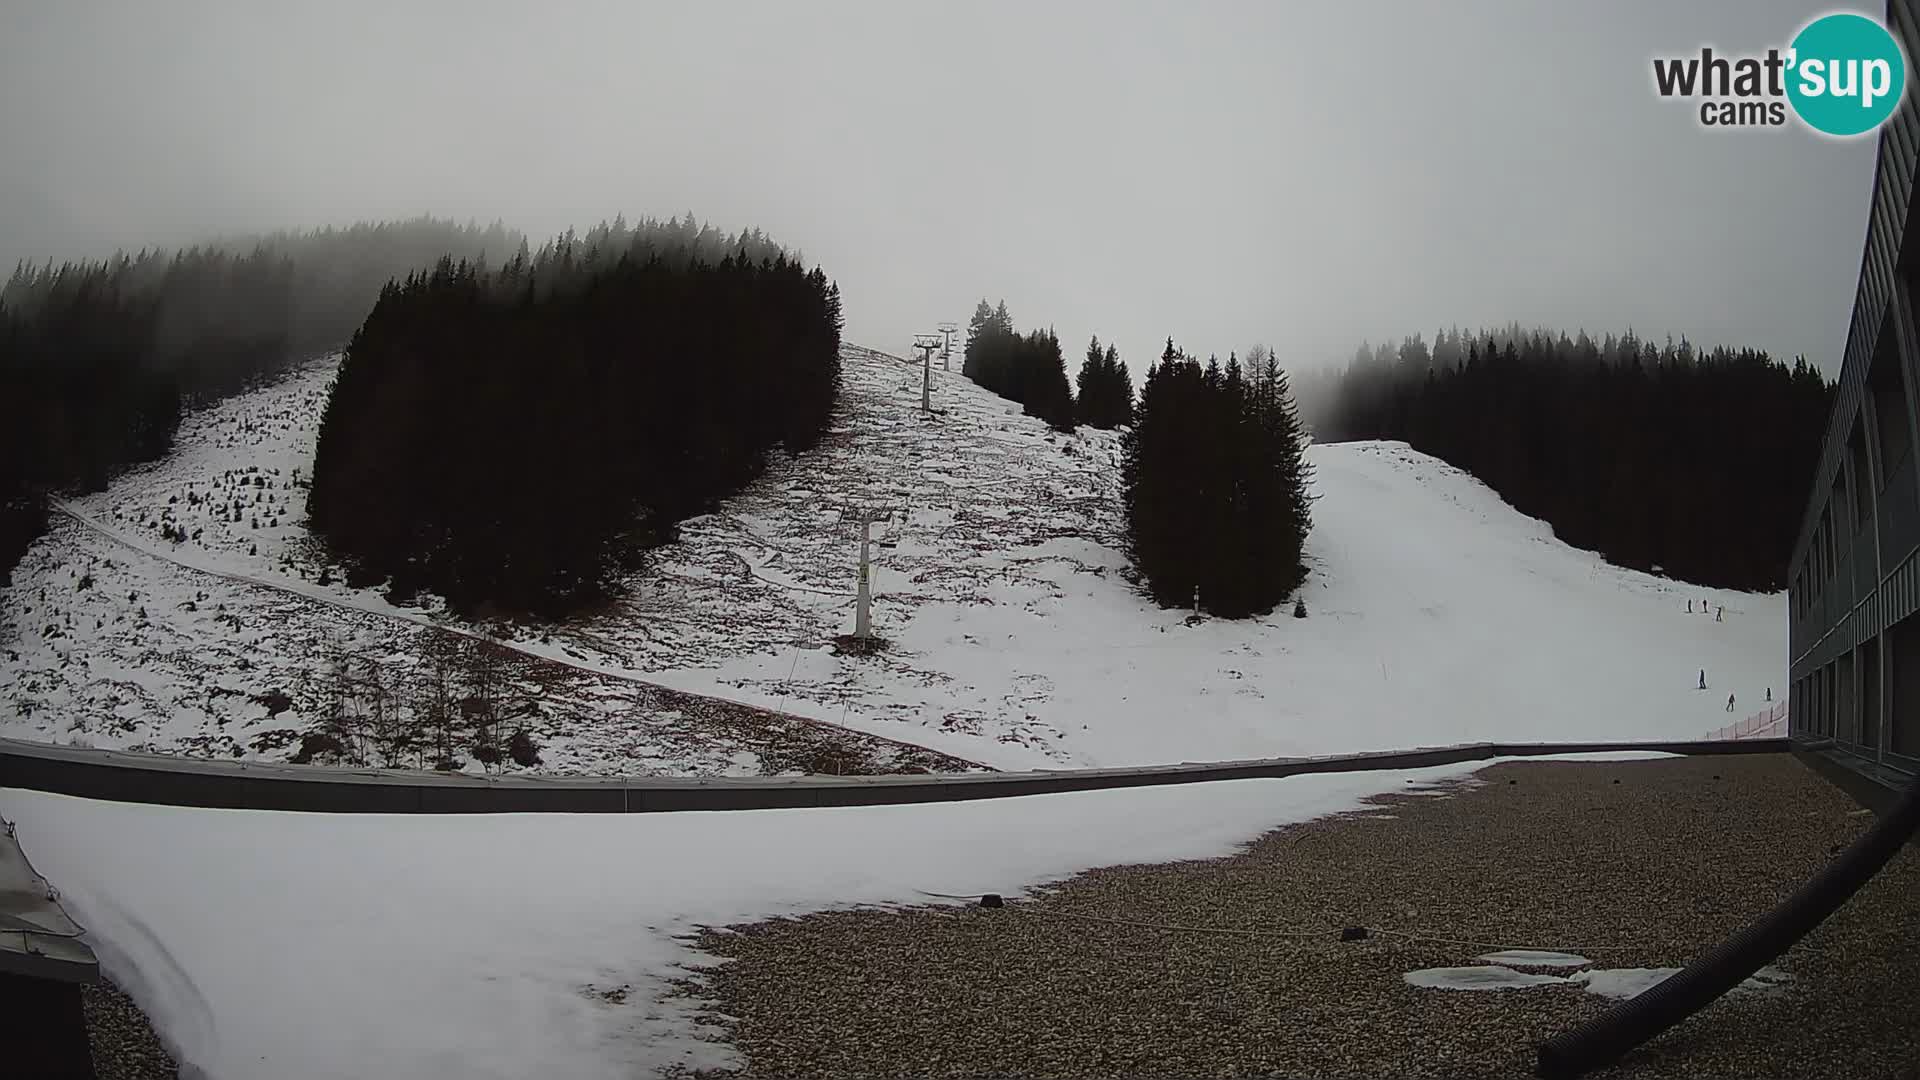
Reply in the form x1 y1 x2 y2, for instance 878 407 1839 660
0 1 1880 373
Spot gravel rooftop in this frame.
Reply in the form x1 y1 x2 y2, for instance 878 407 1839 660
678 753 1920 1079
83 979 177 1080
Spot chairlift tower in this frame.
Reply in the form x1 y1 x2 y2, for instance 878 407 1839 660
913 333 941 412
838 504 900 642
936 321 959 370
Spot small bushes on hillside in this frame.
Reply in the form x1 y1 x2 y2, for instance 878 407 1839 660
507 728 541 768
295 634 535 772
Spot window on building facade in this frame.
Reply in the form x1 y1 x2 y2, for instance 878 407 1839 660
1869 339 1912 486
1835 651 1851 743
1861 639 1881 753
1851 420 1875 529
1823 507 1836 582
1889 613 1920 758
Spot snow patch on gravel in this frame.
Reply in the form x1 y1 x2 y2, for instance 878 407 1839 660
1474 950 1593 968
1568 965 1792 1000
1404 966 1569 991
1406 959 1792 1000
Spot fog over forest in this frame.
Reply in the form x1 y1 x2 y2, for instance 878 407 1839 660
0 0 1875 375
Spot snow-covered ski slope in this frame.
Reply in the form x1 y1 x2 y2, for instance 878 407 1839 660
0 344 1785 772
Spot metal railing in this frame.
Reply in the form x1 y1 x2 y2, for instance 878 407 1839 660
0 734 1788 815
1705 701 1789 742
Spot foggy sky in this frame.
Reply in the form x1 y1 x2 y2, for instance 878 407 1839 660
0 1 1880 374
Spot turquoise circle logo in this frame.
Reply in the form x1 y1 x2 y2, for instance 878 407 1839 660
1786 13 1907 136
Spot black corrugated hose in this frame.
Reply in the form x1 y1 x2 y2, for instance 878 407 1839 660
1535 771 1920 1079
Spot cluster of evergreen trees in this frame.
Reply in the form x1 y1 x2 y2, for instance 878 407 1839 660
0 280 173 582
961 300 1076 431
1123 341 1313 618
1075 335 1135 429
0 218 520 584
307 221 843 618
1295 325 1833 590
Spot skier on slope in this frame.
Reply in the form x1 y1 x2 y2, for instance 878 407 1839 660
1726 692 1736 712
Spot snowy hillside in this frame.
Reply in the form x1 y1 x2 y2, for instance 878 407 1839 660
0 344 1786 773
639 428 1787 769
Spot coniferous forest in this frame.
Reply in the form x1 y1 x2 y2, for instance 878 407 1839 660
1075 335 1136 430
1291 326 1834 591
0 218 518 584
307 221 843 618
961 300 1077 431
1123 341 1314 618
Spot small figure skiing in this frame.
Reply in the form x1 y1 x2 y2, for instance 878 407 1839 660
1715 606 1724 622
1766 687 1772 702
1726 692 1736 712
1687 599 1693 613
1698 669 1707 690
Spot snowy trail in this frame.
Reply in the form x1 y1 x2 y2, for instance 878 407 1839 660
43 497 972 767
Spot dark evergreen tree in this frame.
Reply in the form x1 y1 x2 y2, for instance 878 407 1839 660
1077 335 1106 427
961 301 1074 429
962 298 1015 392
1074 336 1136 429
0 218 521 584
1121 339 1313 618
1107 344 1135 427
1020 327 1075 432
308 220 843 618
